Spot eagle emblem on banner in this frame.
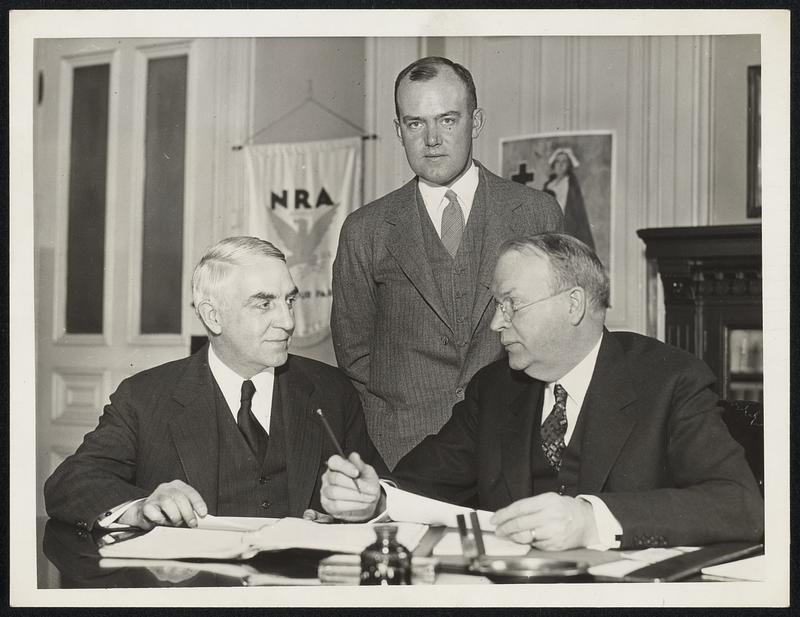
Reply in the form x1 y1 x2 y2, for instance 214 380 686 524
244 137 362 354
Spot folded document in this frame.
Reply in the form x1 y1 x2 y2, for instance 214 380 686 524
383 484 496 531
98 517 428 561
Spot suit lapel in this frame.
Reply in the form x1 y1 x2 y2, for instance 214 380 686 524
469 164 531 332
168 346 220 513
279 358 324 516
384 179 452 331
577 331 639 493
499 376 544 503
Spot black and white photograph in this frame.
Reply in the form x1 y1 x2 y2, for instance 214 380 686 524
9 8 789 608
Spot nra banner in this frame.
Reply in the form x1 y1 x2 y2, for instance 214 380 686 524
244 137 362 350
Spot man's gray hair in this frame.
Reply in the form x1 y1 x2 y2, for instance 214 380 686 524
499 233 610 311
191 236 286 313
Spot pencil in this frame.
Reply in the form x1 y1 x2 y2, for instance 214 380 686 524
315 408 362 494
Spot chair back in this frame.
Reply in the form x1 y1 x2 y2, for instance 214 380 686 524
719 399 764 496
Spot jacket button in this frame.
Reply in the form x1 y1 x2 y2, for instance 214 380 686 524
558 484 567 495
456 316 464 323
261 501 271 509
455 387 464 398
259 476 268 485
440 336 449 345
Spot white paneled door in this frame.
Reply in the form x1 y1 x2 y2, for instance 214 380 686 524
33 38 223 515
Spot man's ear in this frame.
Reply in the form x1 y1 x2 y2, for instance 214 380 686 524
567 287 587 325
471 107 485 139
197 300 223 336
393 118 403 145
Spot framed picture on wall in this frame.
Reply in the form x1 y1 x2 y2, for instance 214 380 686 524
747 65 761 218
499 130 614 278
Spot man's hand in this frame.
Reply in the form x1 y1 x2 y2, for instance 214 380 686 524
320 452 382 522
302 509 335 524
490 493 599 551
118 480 208 530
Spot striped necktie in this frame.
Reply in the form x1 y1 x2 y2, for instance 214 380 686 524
440 189 464 258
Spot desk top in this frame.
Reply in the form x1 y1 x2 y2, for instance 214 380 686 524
36 517 759 589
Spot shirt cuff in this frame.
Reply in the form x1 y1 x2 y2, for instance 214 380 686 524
577 494 622 550
95 498 145 528
363 480 397 523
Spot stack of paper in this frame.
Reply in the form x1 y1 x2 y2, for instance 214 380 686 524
98 517 428 561
195 514 279 532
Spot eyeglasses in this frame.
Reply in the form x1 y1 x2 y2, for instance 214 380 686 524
493 290 568 323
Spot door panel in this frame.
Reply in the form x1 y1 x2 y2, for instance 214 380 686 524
34 38 204 515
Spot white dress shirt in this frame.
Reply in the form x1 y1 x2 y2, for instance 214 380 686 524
417 161 479 236
207 344 275 434
544 332 623 550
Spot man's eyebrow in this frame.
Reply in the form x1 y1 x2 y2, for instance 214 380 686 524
400 110 462 123
246 292 278 304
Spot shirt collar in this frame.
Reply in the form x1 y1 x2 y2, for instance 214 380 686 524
207 344 275 412
548 332 604 410
417 161 479 213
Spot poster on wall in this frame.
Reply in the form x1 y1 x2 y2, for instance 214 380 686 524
499 131 614 276
244 136 362 352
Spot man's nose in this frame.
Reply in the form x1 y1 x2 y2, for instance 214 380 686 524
274 302 295 332
489 305 506 332
424 124 441 147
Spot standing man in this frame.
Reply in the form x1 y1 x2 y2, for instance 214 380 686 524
321 234 764 550
45 237 386 531
332 56 563 466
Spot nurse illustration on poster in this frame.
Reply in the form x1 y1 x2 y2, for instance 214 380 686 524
543 147 595 250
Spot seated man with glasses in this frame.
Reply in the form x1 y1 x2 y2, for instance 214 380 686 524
319 233 764 551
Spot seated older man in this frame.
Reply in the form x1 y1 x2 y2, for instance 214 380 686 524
45 237 387 531
320 233 763 551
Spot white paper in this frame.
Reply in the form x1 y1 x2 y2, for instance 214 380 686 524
619 546 701 564
97 518 428 561
195 514 279 532
432 529 530 557
701 555 766 581
98 526 260 560
384 484 496 531
250 518 428 554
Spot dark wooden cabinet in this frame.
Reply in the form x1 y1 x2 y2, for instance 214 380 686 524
637 225 762 400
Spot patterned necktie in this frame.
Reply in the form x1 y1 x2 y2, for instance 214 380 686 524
440 189 464 258
541 384 568 470
237 380 268 461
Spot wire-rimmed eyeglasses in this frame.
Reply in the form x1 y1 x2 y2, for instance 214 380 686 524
493 289 569 323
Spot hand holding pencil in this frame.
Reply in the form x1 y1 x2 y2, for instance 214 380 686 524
317 409 382 522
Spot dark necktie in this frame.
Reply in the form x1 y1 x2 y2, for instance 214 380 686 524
440 189 464 258
237 380 268 461
541 384 568 470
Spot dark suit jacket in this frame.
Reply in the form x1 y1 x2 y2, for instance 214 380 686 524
331 161 564 466
44 347 388 528
392 331 764 549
